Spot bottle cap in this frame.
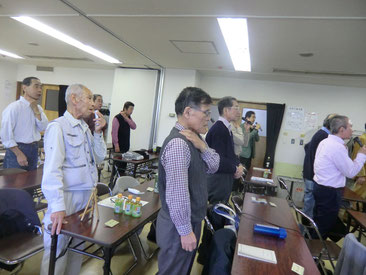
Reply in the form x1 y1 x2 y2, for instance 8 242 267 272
128 195 133 200
117 193 122 198
136 197 141 201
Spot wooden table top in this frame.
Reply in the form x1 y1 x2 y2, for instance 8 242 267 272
0 168 43 190
347 209 366 228
111 152 159 164
343 187 366 204
59 180 160 248
231 193 320 275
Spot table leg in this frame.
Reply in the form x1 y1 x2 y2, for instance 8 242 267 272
133 164 138 178
103 247 112 275
48 233 58 275
347 213 351 233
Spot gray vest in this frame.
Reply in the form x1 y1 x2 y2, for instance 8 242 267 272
158 127 208 224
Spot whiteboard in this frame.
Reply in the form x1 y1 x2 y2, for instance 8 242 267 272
242 108 267 137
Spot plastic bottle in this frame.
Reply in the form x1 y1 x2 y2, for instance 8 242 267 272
132 197 142 218
154 173 159 193
114 193 123 214
153 142 157 153
124 195 133 215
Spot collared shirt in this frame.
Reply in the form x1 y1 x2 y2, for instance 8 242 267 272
161 122 219 235
321 126 331 135
41 111 106 213
314 135 366 188
1 96 48 148
111 115 136 146
218 116 231 134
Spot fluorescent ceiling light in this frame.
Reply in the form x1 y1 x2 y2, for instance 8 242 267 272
0 48 23 59
11 16 122 64
217 18 251 72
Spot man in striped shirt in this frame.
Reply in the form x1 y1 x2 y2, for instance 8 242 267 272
156 87 219 275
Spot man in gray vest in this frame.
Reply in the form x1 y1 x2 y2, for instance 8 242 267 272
41 84 107 275
157 87 219 275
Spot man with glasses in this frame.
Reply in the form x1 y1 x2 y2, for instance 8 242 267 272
206 96 244 204
156 87 219 274
1 76 48 170
240 110 260 170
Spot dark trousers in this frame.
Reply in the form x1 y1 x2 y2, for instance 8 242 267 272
207 173 233 204
4 142 38 171
240 156 251 171
156 211 202 275
313 183 343 239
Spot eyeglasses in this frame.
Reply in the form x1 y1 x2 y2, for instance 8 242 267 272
230 106 240 110
192 107 211 117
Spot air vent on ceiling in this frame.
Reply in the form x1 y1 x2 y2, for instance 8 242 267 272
273 68 366 77
36 66 54 72
170 40 218 54
25 55 93 62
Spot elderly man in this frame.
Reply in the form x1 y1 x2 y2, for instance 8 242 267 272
206 96 244 204
41 84 107 275
302 114 336 218
313 115 366 238
157 87 219 275
1 76 48 170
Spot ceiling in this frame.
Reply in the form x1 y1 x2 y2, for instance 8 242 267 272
0 0 366 87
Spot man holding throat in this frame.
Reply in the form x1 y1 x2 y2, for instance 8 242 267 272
157 87 219 274
1 77 48 170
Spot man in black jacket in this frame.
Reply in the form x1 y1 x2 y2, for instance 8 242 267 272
302 113 336 218
206 97 244 204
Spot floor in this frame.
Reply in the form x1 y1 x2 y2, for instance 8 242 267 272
1 166 365 274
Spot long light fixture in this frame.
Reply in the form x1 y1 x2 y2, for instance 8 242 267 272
11 16 122 64
217 18 251 72
0 48 23 59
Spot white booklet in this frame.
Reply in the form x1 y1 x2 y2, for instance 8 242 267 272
238 243 277 264
251 177 275 185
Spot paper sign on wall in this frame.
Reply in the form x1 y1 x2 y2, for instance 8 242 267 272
285 107 304 132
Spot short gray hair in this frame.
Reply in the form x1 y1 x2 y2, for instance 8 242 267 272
65 84 85 104
330 115 349 134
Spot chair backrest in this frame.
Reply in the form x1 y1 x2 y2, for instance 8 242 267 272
112 176 139 195
293 206 336 270
334 233 366 275
277 177 294 205
96 183 112 197
231 195 243 215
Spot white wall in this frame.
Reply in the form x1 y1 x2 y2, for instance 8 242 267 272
156 69 197 145
16 64 115 104
200 75 366 176
109 68 158 150
0 60 18 122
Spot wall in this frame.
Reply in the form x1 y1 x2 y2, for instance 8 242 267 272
200 75 366 177
16 64 115 104
0 60 18 123
156 69 197 145
109 68 158 150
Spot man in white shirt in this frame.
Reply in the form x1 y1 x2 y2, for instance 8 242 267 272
1 77 48 170
41 84 107 275
313 115 366 239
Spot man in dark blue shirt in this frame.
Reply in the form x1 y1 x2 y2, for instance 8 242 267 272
206 96 244 203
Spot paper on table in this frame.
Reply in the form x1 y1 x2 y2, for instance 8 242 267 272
251 177 275 184
98 195 149 209
238 243 277 264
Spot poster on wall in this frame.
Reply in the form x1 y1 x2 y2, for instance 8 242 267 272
304 112 318 130
242 108 267 137
285 106 304 131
